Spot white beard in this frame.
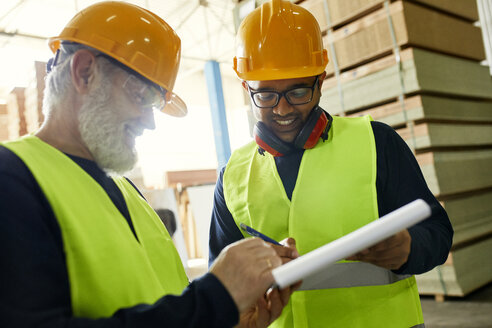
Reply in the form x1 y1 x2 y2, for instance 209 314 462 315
78 80 139 175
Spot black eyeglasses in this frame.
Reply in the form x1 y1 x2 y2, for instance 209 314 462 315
247 75 320 108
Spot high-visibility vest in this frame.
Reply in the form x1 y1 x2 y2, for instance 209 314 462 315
4 136 189 318
223 116 424 327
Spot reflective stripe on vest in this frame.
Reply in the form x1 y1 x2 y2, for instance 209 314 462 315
300 262 411 290
3 136 189 318
224 115 424 328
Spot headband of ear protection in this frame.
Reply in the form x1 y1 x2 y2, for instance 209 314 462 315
253 107 332 157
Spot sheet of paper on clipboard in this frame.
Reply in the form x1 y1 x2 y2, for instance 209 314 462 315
272 199 432 290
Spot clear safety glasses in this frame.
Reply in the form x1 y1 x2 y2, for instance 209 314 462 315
122 74 166 112
94 53 167 112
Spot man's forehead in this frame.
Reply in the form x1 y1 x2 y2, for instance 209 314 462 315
246 76 315 90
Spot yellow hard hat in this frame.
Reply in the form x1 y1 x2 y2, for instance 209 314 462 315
233 0 328 81
48 1 186 116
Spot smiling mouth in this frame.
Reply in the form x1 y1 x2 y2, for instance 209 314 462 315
275 118 295 126
273 116 301 132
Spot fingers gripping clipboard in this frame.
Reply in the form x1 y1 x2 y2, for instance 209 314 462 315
272 199 432 290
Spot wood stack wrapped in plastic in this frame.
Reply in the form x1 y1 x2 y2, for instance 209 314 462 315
300 0 492 300
5 61 46 141
0 104 8 141
24 61 46 134
7 87 27 140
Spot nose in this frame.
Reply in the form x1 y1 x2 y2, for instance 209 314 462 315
140 108 156 130
272 95 294 116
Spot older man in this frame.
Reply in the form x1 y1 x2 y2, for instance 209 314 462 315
0 2 296 327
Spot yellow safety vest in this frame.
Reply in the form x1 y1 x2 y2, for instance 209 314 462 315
3 136 188 318
223 116 424 327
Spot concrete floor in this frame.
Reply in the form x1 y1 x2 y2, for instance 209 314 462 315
420 282 492 328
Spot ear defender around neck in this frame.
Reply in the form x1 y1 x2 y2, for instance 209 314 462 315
253 107 333 157
254 122 294 157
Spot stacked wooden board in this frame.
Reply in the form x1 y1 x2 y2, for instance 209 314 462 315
300 0 492 298
23 61 46 133
0 104 8 141
321 1 485 75
300 0 479 31
6 87 27 140
319 47 492 113
348 95 492 127
3 61 47 141
438 190 492 246
417 234 492 298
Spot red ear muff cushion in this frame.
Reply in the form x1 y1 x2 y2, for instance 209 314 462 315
254 122 294 157
294 107 328 149
304 112 328 148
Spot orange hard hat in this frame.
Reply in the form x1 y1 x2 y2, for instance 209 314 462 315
48 1 186 116
233 0 329 81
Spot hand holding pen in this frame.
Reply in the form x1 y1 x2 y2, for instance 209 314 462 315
240 223 300 264
240 223 282 245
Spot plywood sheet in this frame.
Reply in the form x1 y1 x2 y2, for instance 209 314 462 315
416 236 492 296
348 95 492 127
441 189 492 245
417 150 492 197
323 1 484 75
396 122 492 150
299 0 478 31
319 48 492 114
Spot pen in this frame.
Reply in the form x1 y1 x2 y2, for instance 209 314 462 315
240 223 281 245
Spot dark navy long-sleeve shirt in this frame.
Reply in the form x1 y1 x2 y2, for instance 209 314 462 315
0 145 238 328
209 121 454 276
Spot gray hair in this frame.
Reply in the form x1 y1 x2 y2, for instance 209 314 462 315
42 43 118 117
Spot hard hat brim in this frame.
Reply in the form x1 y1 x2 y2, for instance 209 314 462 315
163 92 187 117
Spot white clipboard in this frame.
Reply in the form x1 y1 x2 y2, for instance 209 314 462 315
272 199 432 289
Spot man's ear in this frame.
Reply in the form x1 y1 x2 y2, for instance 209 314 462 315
71 49 96 94
241 80 249 92
318 71 327 89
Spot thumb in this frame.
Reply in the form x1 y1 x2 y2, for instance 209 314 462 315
281 237 299 258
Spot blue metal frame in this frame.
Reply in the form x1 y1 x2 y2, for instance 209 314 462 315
204 60 231 169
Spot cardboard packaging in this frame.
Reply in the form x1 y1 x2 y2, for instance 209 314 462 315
322 1 485 75
319 47 492 114
300 0 479 31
